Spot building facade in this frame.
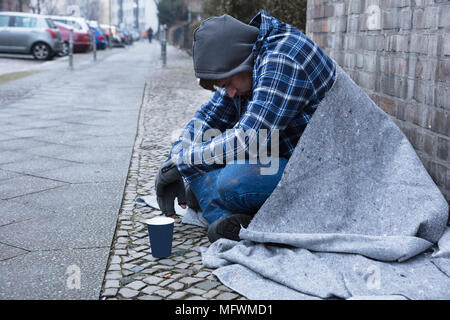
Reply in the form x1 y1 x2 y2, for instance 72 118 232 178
306 0 450 202
1 0 32 12
98 0 157 33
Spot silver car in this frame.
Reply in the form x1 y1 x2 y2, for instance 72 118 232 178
0 12 62 60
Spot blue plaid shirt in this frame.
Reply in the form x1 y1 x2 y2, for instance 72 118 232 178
169 10 336 183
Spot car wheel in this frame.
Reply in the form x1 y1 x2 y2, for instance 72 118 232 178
58 42 69 57
32 43 52 60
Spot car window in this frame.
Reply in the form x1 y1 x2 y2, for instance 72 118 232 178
46 18 56 29
52 18 67 26
12 16 37 28
0 15 10 27
70 21 83 30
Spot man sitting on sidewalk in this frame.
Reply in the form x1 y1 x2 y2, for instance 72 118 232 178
155 10 336 243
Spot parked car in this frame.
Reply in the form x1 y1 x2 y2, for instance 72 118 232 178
116 28 131 45
49 15 91 53
130 28 141 42
0 11 62 60
48 15 90 33
54 21 93 55
101 24 124 48
87 24 107 50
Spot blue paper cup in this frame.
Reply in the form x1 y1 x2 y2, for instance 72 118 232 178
145 217 175 258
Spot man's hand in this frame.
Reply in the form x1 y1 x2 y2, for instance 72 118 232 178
155 159 187 216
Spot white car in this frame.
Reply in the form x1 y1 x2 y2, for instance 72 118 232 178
48 15 90 33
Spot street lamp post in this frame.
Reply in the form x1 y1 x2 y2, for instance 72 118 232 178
161 24 167 67
91 28 97 61
69 28 74 70
109 0 112 49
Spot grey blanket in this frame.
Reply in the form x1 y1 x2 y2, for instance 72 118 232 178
201 65 450 299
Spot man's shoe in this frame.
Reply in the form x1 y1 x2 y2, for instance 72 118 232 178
207 214 253 243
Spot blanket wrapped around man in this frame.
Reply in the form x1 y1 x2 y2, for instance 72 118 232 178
200 65 450 300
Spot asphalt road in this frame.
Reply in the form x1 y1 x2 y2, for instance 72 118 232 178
0 41 156 299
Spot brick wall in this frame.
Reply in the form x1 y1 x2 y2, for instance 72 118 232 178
306 0 450 203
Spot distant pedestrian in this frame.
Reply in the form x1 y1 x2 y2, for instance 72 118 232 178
147 27 153 43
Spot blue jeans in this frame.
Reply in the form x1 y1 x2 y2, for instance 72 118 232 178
189 158 288 224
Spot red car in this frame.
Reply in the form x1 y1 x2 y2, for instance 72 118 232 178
55 22 91 55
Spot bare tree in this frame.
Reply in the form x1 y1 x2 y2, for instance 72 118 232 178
85 0 100 20
40 0 61 15
17 0 32 12
67 0 100 20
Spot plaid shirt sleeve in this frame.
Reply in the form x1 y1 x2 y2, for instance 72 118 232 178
170 52 323 183
168 89 237 178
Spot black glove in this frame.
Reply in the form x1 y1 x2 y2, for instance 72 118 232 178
155 159 186 216
185 183 200 211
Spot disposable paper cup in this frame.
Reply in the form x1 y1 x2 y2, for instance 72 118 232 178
145 217 175 258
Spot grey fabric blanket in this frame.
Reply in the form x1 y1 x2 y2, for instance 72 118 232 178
201 65 450 299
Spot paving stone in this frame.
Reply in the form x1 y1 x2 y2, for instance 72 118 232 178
108 264 121 271
168 282 184 290
217 285 234 292
143 275 163 285
122 263 136 270
138 295 163 300
141 286 161 295
185 296 207 300
172 257 185 263
202 290 220 299
186 287 206 295
130 252 147 260
119 288 139 298
179 277 203 285
126 281 146 291
192 265 203 271
185 251 199 257
110 256 121 264
216 292 239 300
154 289 171 298
134 233 148 239
104 280 120 289
116 231 128 237
184 256 202 263
105 272 122 280
168 292 188 299
194 271 211 278
130 265 145 273
175 262 189 269
120 277 135 286
158 259 177 266
122 270 134 277
158 278 175 287
195 280 220 291
133 245 149 252
102 288 118 297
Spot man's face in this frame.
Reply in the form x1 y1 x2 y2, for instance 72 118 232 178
216 72 252 98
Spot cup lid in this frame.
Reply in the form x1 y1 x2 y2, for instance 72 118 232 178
145 217 175 225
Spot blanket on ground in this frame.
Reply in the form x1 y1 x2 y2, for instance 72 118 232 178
200 65 450 299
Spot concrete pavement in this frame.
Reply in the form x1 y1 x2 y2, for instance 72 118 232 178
98 44 245 300
0 41 154 299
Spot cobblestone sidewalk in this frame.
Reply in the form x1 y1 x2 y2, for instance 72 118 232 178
99 47 245 300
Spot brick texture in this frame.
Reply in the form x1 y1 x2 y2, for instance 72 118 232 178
306 0 450 203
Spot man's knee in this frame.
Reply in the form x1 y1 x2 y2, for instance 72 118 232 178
216 164 256 202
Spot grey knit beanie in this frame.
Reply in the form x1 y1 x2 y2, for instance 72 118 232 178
193 14 259 91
